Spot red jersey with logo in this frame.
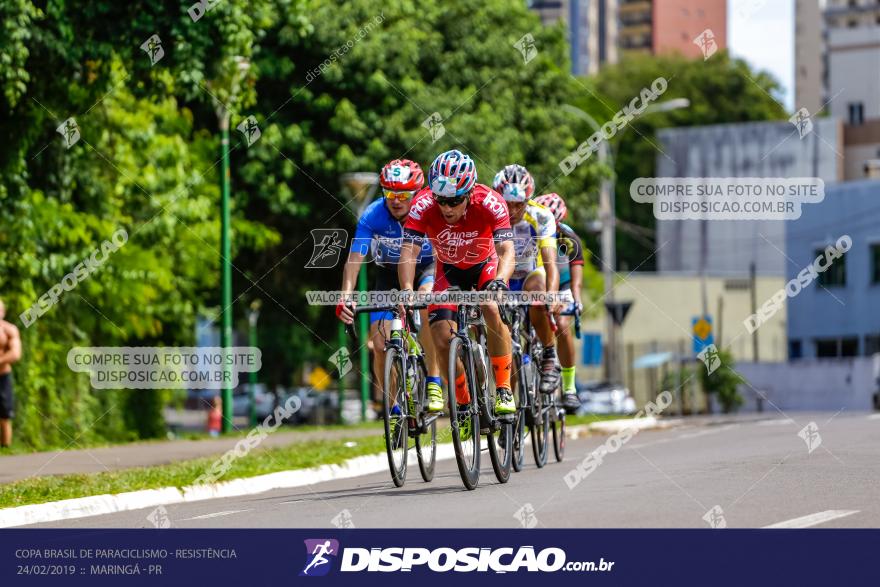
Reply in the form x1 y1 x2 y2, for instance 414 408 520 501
403 184 512 269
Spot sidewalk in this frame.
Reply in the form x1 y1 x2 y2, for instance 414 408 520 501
0 425 381 485
0 412 745 486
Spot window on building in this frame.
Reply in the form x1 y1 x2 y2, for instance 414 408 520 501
789 340 803 360
815 337 859 357
872 244 880 283
815 248 846 286
816 339 838 357
848 102 865 125
865 335 880 356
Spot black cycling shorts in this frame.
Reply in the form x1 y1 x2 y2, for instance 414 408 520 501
0 373 14 419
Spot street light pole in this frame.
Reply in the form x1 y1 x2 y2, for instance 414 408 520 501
247 300 261 428
563 99 690 384
215 57 250 434
219 110 234 432
340 172 380 423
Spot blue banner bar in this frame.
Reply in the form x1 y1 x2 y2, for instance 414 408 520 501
1 529 875 586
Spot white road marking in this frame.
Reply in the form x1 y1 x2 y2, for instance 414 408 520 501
180 509 251 521
867 414 880 420
628 424 739 449
763 510 859 529
756 418 796 426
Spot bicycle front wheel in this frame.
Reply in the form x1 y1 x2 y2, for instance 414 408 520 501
383 346 408 487
552 403 566 462
487 411 513 483
448 336 480 490
413 360 436 482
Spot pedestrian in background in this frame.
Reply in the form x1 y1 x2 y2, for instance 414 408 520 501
207 395 222 437
0 299 23 448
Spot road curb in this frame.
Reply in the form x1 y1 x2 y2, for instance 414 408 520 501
0 418 678 528
565 416 681 440
0 445 457 528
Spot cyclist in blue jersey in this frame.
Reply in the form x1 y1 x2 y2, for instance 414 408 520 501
336 159 444 413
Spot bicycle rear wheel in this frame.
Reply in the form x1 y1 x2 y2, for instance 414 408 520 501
413 360 436 482
383 346 408 487
448 336 480 490
510 353 526 473
552 402 566 462
531 379 549 468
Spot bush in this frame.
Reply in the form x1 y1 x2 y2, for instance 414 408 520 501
698 348 744 414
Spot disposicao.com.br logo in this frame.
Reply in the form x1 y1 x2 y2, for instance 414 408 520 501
300 539 340 577
301 542 614 575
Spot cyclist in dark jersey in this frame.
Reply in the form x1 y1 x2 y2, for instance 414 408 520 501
535 193 583 411
336 159 443 413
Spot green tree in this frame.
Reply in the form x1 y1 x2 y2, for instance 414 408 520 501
0 0 277 448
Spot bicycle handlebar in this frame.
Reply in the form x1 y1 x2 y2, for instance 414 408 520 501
342 302 427 342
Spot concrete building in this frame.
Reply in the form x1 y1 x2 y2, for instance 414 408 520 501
654 118 844 278
795 0 880 180
530 0 618 75
577 272 787 405
619 0 727 57
786 179 880 359
794 0 826 116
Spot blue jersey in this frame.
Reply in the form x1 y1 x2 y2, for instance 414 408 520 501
351 198 434 267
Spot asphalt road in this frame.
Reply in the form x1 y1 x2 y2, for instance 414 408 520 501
31 411 880 529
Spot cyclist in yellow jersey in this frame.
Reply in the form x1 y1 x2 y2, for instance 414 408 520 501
493 164 562 394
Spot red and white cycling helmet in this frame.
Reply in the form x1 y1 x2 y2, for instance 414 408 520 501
428 149 477 196
492 164 535 202
380 159 425 192
534 192 568 223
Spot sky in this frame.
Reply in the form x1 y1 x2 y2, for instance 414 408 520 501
728 0 795 110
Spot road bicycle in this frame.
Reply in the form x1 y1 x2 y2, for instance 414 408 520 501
547 302 583 463
445 288 514 490
507 303 548 471
347 303 438 487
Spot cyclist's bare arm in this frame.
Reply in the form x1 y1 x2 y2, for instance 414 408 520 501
398 241 419 291
338 251 366 323
541 244 559 293
494 240 515 282
570 263 583 307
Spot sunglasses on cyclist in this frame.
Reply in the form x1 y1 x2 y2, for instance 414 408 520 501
383 189 416 202
435 195 468 207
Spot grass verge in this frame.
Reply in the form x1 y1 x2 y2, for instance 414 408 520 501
0 434 387 510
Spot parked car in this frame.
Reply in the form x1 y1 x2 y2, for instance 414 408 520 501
575 381 637 415
232 384 278 421
184 388 218 411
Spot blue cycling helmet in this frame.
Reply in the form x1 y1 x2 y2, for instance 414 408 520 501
428 149 477 197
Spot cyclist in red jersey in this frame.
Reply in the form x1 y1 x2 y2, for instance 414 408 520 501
399 150 516 433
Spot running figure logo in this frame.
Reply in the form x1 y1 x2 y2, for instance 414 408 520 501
422 112 445 142
514 33 538 64
692 29 717 60
789 108 814 139
140 34 165 66
236 115 261 146
300 539 340 577
56 117 80 149
306 229 348 268
697 344 721 375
